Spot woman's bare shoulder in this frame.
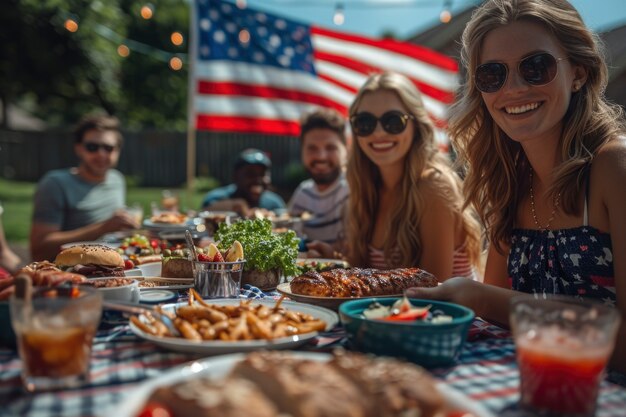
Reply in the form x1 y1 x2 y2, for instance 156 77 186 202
593 136 626 174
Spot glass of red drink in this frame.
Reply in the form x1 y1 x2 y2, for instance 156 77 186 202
510 296 620 417
9 286 102 392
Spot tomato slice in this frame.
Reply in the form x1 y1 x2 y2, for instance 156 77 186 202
136 402 173 417
382 306 430 321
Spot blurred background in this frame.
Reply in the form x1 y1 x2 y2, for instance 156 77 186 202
1 0 625 249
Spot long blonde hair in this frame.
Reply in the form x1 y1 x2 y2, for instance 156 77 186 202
450 0 625 252
346 71 482 268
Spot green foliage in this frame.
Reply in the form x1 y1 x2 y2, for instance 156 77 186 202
283 161 308 190
192 176 220 193
214 219 300 276
0 0 189 129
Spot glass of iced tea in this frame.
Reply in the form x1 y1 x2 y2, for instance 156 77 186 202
161 190 179 212
510 296 620 417
9 286 103 392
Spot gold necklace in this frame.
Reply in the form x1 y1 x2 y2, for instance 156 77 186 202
529 170 560 231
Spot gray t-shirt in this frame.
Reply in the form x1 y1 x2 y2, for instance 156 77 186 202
32 169 126 231
288 176 349 244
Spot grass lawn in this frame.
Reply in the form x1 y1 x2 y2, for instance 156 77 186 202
0 177 206 244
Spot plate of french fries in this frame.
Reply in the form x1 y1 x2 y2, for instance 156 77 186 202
129 290 339 354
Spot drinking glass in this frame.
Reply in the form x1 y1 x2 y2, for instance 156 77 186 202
161 190 179 212
10 286 103 392
193 260 246 298
124 203 144 225
510 296 620 417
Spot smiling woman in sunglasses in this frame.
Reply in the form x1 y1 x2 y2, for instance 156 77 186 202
337 71 482 281
30 115 139 261
407 0 626 373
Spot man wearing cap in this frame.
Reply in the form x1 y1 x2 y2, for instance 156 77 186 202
201 148 286 216
288 108 349 246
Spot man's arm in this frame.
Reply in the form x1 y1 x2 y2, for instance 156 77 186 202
30 211 138 261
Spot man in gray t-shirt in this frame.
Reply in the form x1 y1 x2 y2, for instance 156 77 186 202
288 108 349 247
30 115 138 261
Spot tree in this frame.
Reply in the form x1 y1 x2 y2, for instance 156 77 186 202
0 0 189 130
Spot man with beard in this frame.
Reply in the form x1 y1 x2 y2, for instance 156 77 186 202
30 115 138 261
201 148 286 216
288 108 349 246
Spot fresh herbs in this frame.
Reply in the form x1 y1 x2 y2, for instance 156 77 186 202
214 218 300 276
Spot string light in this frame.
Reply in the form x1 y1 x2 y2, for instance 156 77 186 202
140 4 154 19
236 0 247 9
117 44 130 57
169 56 183 70
440 0 452 23
333 3 345 26
64 18 79 32
170 31 184 46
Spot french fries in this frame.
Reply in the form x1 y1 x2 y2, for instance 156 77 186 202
133 289 327 342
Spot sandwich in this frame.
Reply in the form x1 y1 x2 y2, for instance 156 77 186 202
55 244 126 278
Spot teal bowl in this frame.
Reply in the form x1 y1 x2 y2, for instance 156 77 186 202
339 297 474 368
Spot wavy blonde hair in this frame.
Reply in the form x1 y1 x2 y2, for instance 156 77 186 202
346 71 482 269
450 0 625 252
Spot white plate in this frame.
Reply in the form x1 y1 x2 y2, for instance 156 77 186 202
104 352 495 417
277 282 401 311
129 299 339 354
142 219 196 231
136 276 193 291
140 289 178 303
124 268 143 277
137 261 161 277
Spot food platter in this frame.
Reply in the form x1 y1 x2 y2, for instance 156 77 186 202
276 282 401 311
128 298 339 354
295 257 350 274
104 352 495 417
135 277 193 291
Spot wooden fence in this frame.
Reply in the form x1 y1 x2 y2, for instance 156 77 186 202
0 129 305 191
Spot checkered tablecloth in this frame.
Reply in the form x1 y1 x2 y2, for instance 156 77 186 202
1 287 625 417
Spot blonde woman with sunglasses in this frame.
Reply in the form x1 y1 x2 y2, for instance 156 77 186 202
408 0 626 373
340 71 482 281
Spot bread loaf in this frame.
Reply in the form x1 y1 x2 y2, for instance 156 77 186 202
289 267 437 297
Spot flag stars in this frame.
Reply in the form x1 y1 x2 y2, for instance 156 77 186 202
256 13 267 23
253 52 265 62
275 19 287 30
214 30 226 43
284 47 294 57
225 22 237 33
269 34 281 48
278 55 291 66
209 9 219 21
257 26 268 37
228 47 238 58
200 46 210 57
221 3 233 13
200 18 211 31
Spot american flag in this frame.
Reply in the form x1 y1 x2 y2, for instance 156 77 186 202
191 0 459 147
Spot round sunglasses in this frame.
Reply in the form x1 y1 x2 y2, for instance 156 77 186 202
350 110 415 136
474 52 565 93
83 142 117 154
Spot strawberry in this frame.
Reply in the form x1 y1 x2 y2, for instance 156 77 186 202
197 253 211 262
124 259 135 270
212 251 225 263
136 402 172 417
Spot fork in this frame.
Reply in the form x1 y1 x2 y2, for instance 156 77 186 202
103 300 180 337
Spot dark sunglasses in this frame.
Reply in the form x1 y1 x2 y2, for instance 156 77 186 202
474 52 565 93
83 142 117 153
350 110 415 136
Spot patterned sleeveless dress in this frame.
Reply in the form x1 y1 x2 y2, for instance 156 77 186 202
507 191 615 305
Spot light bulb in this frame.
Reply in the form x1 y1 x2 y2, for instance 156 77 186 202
117 45 130 57
169 57 183 71
140 4 154 19
333 4 345 26
64 19 78 32
440 9 452 23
